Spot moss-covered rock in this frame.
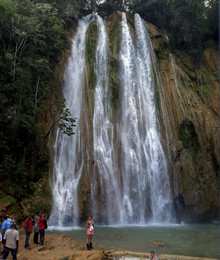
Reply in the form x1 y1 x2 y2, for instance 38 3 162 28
179 119 200 154
0 195 21 219
20 177 52 218
85 20 98 89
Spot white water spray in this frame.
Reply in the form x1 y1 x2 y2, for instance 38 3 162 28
91 15 123 223
117 13 174 223
49 15 94 227
50 13 176 227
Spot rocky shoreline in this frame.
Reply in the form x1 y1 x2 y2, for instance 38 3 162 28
14 233 218 260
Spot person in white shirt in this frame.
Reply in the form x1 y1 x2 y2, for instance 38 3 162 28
3 224 19 260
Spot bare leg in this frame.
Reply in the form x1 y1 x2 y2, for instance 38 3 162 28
87 235 91 250
87 235 90 244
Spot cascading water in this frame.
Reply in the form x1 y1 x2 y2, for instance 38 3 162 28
91 15 122 223
135 15 175 223
119 13 145 223
50 13 176 227
49 15 94 227
117 13 174 223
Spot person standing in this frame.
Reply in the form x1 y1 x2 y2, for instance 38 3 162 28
1 216 12 252
33 212 40 244
86 216 95 250
22 214 33 249
3 223 19 260
39 213 45 245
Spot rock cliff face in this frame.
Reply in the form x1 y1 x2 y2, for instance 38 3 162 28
52 12 219 223
147 22 219 221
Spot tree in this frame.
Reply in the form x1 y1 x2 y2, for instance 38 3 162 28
130 0 168 28
205 0 219 41
97 0 127 16
167 0 205 57
0 0 67 202
45 101 76 138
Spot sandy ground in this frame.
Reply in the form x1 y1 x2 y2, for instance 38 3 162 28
1 232 218 260
4 233 106 260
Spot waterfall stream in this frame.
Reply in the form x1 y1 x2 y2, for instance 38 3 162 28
49 15 94 227
117 13 174 223
50 13 175 227
91 16 122 223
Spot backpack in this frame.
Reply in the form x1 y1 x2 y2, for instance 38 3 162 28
44 218 48 229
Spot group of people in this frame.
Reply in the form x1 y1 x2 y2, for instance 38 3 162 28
22 212 47 249
0 215 18 260
1 214 158 259
0 212 47 260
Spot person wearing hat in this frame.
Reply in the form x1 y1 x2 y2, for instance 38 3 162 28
3 223 19 260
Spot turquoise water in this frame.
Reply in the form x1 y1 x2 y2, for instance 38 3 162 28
49 224 220 259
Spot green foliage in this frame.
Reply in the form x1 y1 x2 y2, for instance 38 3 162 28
0 0 66 202
167 0 205 58
58 108 76 137
45 100 76 138
97 0 126 16
127 0 218 57
0 195 21 212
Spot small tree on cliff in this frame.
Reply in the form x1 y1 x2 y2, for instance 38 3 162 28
45 100 76 138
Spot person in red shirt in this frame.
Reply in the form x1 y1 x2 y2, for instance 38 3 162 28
22 215 33 249
39 213 45 245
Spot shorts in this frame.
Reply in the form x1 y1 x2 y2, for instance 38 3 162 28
87 228 94 235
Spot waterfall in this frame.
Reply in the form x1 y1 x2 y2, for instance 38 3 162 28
118 13 145 223
117 13 174 224
49 15 94 227
50 13 176 227
135 15 175 223
91 15 122 223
